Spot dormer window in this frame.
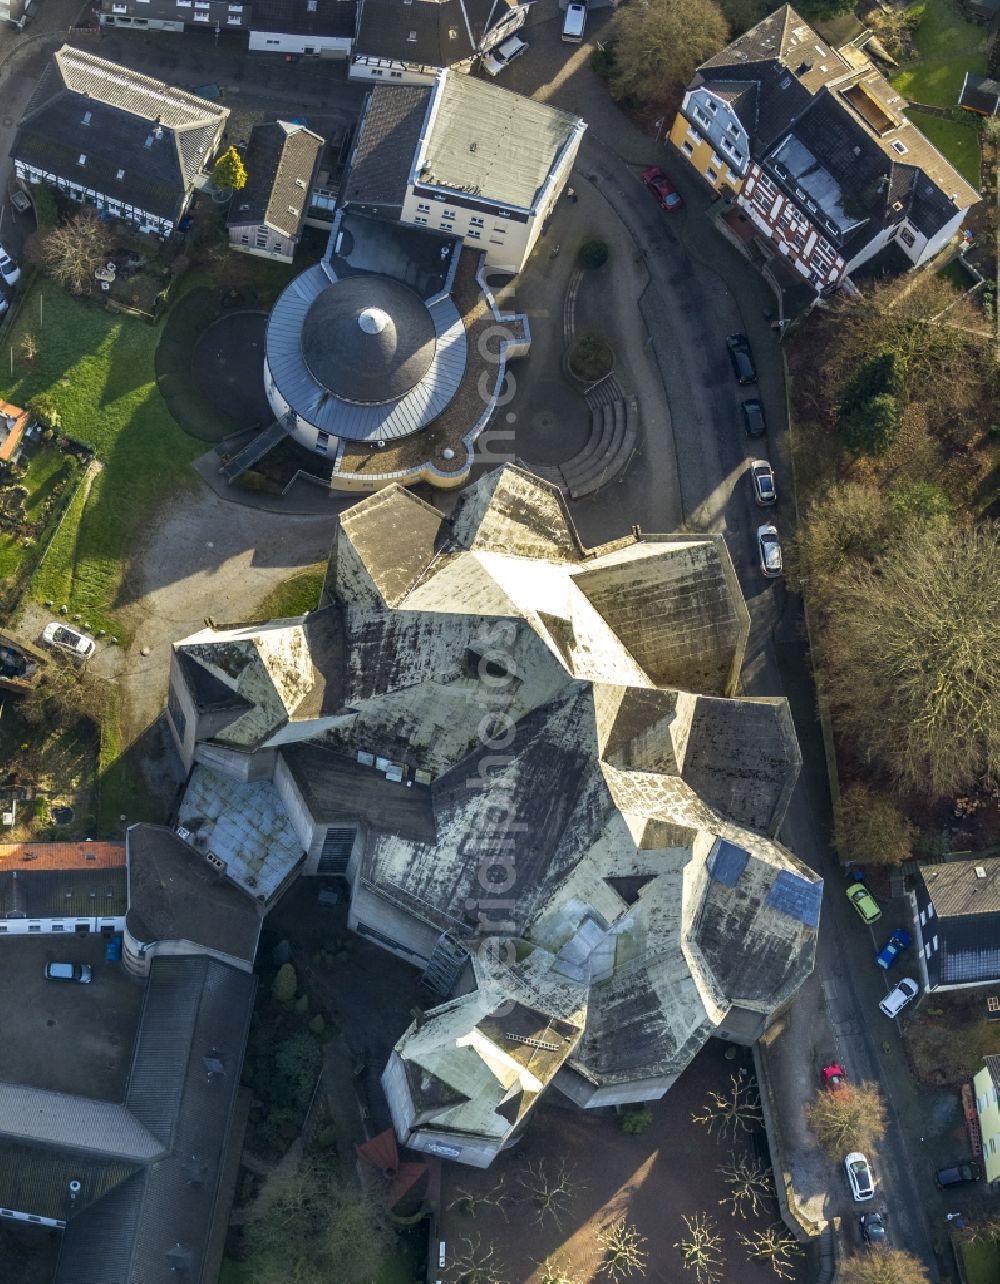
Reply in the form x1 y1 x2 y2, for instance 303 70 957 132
407 29 416 40
116 168 125 180
78 154 86 166
891 140 908 155
706 100 717 113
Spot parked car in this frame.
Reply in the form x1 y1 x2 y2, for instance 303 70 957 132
859 1210 887 1244
845 1152 875 1202
642 166 683 212
561 1 587 42
741 398 767 437
847 882 882 924
878 977 919 1019
822 1063 847 1090
482 34 528 76
0 283 9 316
0 243 20 287
876 928 911 970
935 1160 980 1189
750 460 776 506
42 622 96 658
757 523 782 578
45 961 93 984
726 333 756 384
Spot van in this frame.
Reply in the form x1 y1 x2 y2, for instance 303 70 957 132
562 2 586 43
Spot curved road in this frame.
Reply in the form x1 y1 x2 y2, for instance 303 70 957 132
579 135 938 1274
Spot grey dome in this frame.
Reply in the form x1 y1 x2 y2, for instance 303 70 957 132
301 275 437 405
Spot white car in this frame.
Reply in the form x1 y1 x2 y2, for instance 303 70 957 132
757 523 782 578
42 622 96 658
750 460 776 506
0 244 20 287
483 34 528 76
878 977 919 1019
845 1152 875 1202
562 1 587 42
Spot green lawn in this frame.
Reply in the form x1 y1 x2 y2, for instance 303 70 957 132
958 1235 1000 1284
891 0 988 106
0 444 78 585
0 282 203 636
251 564 326 622
905 108 982 186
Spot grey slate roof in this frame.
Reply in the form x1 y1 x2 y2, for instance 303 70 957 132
354 0 517 65
0 866 126 921
343 85 431 208
961 74 1000 114
14 46 227 222
919 857 1000 918
227 121 323 238
126 824 263 963
251 0 357 35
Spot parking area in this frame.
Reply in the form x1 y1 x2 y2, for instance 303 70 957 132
0 934 145 1100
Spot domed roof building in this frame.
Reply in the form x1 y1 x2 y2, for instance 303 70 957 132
256 210 529 492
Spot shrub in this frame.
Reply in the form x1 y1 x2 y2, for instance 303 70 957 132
838 783 915 867
620 1105 653 1135
578 238 610 270
569 331 614 382
836 350 905 455
271 962 298 1006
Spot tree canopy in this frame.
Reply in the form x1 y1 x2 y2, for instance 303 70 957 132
804 1081 887 1158
212 145 248 193
40 210 112 295
838 783 915 867
610 0 729 104
839 1248 931 1284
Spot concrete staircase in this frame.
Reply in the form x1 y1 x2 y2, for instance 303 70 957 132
559 389 639 500
218 417 289 484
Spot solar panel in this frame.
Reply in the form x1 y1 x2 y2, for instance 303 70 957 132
710 840 749 887
766 869 822 928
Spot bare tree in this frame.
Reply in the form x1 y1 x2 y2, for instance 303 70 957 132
447 1236 506 1284
20 333 38 362
40 210 112 295
838 1248 931 1284
837 783 915 867
692 1073 762 1140
610 0 729 104
536 1258 583 1284
599 1219 648 1281
962 1216 1000 1246
448 1177 508 1219
517 1159 583 1229
804 1082 887 1159
737 1225 803 1280
673 1212 725 1284
717 1154 774 1219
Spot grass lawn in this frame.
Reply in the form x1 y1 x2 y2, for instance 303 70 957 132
0 282 203 636
958 1235 1000 1284
251 564 326 622
0 444 79 586
891 0 988 106
905 109 982 187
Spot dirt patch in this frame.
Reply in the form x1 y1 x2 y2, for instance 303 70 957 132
439 1043 807 1284
903 990 1000 1086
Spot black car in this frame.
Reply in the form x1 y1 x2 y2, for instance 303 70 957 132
726 333 757 385
741 398 766 437
935 1161 980 1189
860 1211 887 1244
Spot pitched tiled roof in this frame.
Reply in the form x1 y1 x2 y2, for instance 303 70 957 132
0 400 30 465
251 0 357 36
0 866 127 920
227 121 323 237
343 85 431 207
14 46 227 221
919 857 1000 918
0 840 124 871
354 0 517 65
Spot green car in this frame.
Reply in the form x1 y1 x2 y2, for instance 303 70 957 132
847 883 882 924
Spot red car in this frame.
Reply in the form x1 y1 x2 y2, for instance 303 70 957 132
642 166 683 212
822 1063 847 1090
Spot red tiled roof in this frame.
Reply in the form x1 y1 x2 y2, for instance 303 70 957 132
0 401 30 465
0 841 125 870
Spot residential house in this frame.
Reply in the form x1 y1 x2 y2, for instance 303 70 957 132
0 841 127 936
248 0 357 56
342 70 585 271
911 857 1000 990
0 400 31 471
227 120 324 260
99 0 251 33
164 463 821 1167
959 71 1000 115
13 46 229 237
670 5 979 290
974 1056 1000 1184
349 0 524 84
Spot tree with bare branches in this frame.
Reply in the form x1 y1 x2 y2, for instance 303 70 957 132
837 783 915 867
536 1258 583 1284
448 1177 508 1219
717 1154 774 1219
838 1248 931 1284
599 1219 648 1281
692 1073 762 1140
804 1081 887 1159
738 1225 803 1280
609 0 729 105
447 1236 506 1284
517 1159 583 1229
673 1212 725 1284
40 210 112 295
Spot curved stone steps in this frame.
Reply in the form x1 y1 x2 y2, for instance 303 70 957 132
564 396 639 499
561 402 614 485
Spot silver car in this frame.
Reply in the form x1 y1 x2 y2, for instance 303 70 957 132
757 523 782 577
750 460 776 506
0 244 20 287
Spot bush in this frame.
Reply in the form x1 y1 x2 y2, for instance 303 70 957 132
27 393 61 431
578 239 610 270
619 1106 653 1135
836 350 905 456
569 331 614 382
271 962 298 1007
309 1014 325 1036
838 783 915 867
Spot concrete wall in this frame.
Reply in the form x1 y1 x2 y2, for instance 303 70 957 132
383 1051 502 1167
348 879 439 964
122 927 253 978
249 30 351 55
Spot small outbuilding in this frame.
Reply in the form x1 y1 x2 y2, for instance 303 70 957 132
958 72 1000 115
227 120 324 262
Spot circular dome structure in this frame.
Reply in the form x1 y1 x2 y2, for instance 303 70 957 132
301 275 437 406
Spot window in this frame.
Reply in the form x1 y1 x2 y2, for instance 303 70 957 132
316 430 329 452
898 226 915 249
82 111 92 126
469 216 484 227
468 229 480 239
78 154 86 166
414 215 427 225
116 168 125 180
240 234 249 244
416 202 431 213
390 70 402 78
706 168 719 184
307 0 316 7
693 108 712 130
441 210 455 221
29 925 41 933
266 36 279 43
681 141 694 157
407 29 416 40
706 100 717 113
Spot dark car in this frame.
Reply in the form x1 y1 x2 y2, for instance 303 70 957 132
642 166 683 212
741 399 766 437
726 333 756 385
860 1211 887 1244
935 1161 980 1189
